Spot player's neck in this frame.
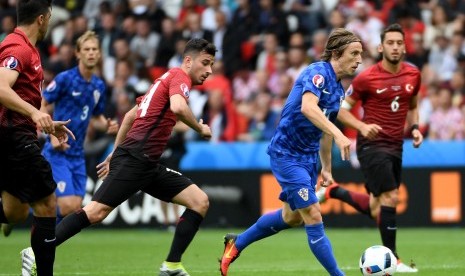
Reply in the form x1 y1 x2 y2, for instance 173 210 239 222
381 59 401 74
79 63 94 81
17 26 38 46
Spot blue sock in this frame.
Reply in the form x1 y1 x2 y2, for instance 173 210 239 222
235 209 290 251
305 223 344 276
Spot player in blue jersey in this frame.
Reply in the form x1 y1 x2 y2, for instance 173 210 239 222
3 31 118 241
220 28 363 276
41 30 118 223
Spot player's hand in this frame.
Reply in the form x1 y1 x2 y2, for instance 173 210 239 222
106 118 119 135
96 153 112 180
319 170 334 188
32 110 54 134
360 123 382 140
50 134 70 151
412 129 423 148
334 134 351 161
198 119 212 140
51 119 75 143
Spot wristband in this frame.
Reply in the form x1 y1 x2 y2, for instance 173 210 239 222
411 124 419 132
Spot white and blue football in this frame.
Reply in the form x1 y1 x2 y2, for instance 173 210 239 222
359 245 397 276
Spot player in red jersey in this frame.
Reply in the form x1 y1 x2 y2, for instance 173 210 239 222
0 1 74 275
317 24 422 273
29 38 215 276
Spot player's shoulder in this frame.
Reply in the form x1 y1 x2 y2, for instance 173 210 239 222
402 61 421 74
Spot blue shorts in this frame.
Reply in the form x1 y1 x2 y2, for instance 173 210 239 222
270 154 318 210
43 151 87 198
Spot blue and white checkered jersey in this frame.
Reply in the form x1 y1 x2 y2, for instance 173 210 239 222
42 66 106 157
268 61 345 158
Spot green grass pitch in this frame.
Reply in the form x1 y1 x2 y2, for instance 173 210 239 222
1 227 464 275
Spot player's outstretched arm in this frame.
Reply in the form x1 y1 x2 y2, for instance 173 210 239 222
338 97 382 140
170 94 211 139
301 92 351 160
0 67 56 134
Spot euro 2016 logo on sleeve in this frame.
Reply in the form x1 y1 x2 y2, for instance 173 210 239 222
180 83 190 98
2 56 18 69
312 74 325 89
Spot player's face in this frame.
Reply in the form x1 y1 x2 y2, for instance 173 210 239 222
338 42 363 76
77 38 101 69
379 32 405 65
188 51 214 85
37 9 52 42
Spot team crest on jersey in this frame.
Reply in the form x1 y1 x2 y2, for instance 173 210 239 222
298 188 309 201
46 80 57 92
93 90 101 106
57 181 66 193
2 56 18 69
180 83 190 98
405 83 414 93
312 74 325 88
345 84 353 96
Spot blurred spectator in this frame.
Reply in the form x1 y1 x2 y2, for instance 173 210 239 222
437 0 465 22
406 33 430 70
0 13 15 42
103 38 133 85
394 7 425 55
130 17 161 68
168 38 188 69
232 69 268 102
198 89 232 142
201 0 231 32
155 17 181 68
429 86 465 140
271 73 293 112
256 32 279 74
268 49 290 97
95 12 122 58
176 0 205 30
283 0 327 34
327 8 347 32
237 92 279 141
345 0 384 57
256 0 289 46
48 43 77 75
423 5 455 50
308 29 328 60
181 12 213 41
120 15 137 41
211 10 228 60
287 44 308 81
428 33 457 82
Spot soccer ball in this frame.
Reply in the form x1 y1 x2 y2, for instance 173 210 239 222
359 245 397 275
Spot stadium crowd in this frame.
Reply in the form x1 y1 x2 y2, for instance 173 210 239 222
1 0 465 146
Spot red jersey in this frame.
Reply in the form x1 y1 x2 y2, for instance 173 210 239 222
120 68 192 162
349 61 421 157
0 28 44 136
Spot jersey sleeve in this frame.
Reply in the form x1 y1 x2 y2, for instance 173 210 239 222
0 43 28 73
168 71 191 100
92 82 107 116
301 67 327 98
42 72 67 103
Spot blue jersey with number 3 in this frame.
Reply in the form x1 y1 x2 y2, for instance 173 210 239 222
268 61 344 159
42 66 106 157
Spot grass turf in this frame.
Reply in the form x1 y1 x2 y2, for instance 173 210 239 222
1 227 464 275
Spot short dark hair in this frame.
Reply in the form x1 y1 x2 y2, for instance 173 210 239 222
17 0 52 26
380 23 405 42
183 38 216 57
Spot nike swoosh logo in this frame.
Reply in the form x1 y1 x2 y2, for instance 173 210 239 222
310 236 324 244
387 226 397 230
72 91 82 96
225 241 236 259
322 89 330 94
44 237 56 243
34 65 41 70
376 88 388 94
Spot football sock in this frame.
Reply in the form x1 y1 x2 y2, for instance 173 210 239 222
56 209 91 246
235 209 290 251
31 216 56 276
0 202 7 223
378 206 397 257
329 186 371 217
166 209 203 262
306 222 344 276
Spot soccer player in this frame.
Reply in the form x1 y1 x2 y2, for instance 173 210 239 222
2 31 118 239
220 28 363 276
316 23 422 273
0 0 74 275
41 30 118 223
23 38 215 276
